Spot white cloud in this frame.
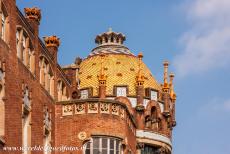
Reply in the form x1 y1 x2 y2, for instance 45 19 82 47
173 0 230 77
199 97 230 114
223 99 230 111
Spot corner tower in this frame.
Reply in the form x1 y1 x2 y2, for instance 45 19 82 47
57 29 177 154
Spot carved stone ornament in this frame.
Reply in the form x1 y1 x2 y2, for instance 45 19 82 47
88 103 98 113
120 107 125 119
111 104 119 115
75 103 85 114
43 36 60 48
100 102 109 114
24 7 41 22
78 131 87 141
62 105 73 116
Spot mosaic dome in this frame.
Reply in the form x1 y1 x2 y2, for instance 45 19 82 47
78 29 161 96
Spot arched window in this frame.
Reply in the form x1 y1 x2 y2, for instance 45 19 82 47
57 80 68 101
84 137 121 154
145 107 160 131
22 87 31 154
44 108 51 154
23 88 31 109
145 116 151 128
0 68 5 137
0 2 8 42
39 57 54 97
1 10 5 40
150 107 158 131
16 27 35 73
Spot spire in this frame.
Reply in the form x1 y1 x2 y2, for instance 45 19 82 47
162 61 170 93
98 54 107 98
136 52 144 86
169 73 176 101
108 27 112 32
136 52 145 111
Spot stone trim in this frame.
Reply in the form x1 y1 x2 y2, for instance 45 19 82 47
136 130 172 147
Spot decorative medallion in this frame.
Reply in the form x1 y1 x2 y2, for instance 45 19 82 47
78 131 87 141
62 105 73 116
111 104 119 115
88 103 98 113
100 103 109 114
120 107 125 119
75 103 85 114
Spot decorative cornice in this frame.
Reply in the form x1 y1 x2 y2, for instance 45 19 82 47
24 7 41 22
43 36 60 48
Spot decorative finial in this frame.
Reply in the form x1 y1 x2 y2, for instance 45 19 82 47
136 52 144 86
138 52 143 59
24 7 41 23
169 73 176 100
108 27 112 32
163 61 169 84
162 60 170 92
43 36 60 48
169 72 174 86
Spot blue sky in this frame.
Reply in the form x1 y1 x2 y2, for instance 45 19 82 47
17 0 230 153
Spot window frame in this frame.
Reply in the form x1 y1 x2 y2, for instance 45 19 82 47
84 137 122 154
115 86 128 97
1 11 5 40
80 89 89 99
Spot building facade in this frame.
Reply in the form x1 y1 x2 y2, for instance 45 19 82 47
0 0 177 154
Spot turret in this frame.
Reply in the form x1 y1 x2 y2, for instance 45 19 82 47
98 54 107 99
135 52 145 129
169 73 176 127
24 7 41 34
136 52 145 107
162 61 170 116
43 36 60 61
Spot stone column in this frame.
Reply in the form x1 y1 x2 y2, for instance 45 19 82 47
30 52 35 74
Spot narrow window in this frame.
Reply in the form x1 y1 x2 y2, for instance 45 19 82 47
1 12 5 40
150 90 158 101
22 87 31 154
116 87 127 97
80 89 88 99
0 69 5 137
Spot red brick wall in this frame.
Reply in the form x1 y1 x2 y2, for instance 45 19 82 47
55 103 137 154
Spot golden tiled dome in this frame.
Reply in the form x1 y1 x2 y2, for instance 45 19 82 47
79 54 161 96
78 29 161 96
